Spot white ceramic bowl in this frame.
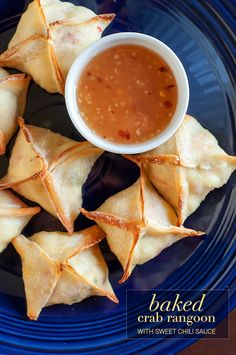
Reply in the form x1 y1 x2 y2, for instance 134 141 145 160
65 32 189 154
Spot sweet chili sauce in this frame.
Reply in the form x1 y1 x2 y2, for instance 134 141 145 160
77 44 177 144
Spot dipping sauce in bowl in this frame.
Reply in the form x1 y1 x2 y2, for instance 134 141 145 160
77 44 177 144
66 32 189 154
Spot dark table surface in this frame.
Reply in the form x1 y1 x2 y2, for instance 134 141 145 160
179 309 236 355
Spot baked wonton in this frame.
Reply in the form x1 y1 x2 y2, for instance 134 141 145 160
0 0 115 93
0 68 30 154
127 115 236 225
13 225 118 320
0 118 103 233
0 189 40 252
81 169 203 283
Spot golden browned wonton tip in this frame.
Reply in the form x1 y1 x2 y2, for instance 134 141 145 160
0 69 30 154
126 115 236 225
0 189 40 252
12 225 118 320
0 0 115 93
0 117 103 233
81 168 203 283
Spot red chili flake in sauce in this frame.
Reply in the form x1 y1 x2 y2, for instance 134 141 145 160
97 26 102 32
87 71 92 76
159 66 168 73
96 75 103 83
118 129 130 140
166 84 175 90
164 100 173 109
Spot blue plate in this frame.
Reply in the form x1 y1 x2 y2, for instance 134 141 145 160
0 1 235 354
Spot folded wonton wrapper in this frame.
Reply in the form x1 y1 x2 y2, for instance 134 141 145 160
12 225 118 320
0 0 115 93
127 115 236 225
81 169 203 283
0 118 103 233
0 189 40 252
0 68 30 154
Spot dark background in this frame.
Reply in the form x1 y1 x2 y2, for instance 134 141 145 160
0 1 25 20
180 310 236 355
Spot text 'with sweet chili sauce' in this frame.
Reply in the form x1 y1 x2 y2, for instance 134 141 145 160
77 44 178 144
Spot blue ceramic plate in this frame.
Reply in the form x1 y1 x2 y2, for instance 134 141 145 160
0 1 235 354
